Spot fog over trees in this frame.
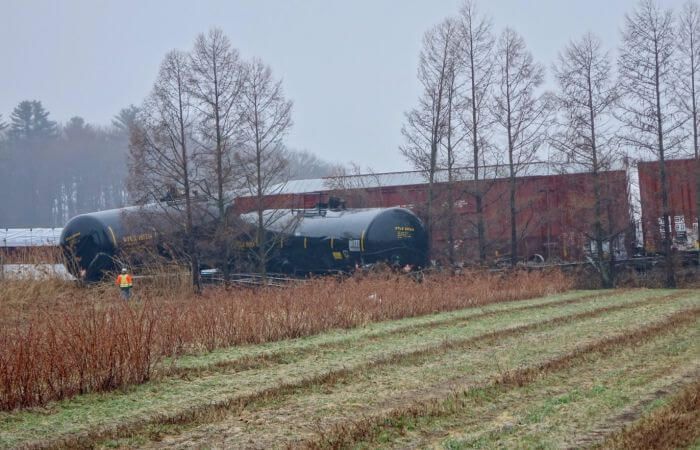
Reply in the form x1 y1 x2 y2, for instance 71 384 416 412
0 101 129 228
0 105 333 229
0 27 335 229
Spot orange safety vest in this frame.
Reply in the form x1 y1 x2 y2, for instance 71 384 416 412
116 274 133 288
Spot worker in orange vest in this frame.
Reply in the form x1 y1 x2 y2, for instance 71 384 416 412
116 267 133 301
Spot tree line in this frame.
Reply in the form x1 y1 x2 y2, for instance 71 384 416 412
402 0 700 288
0 101 331 231
0 102 135 228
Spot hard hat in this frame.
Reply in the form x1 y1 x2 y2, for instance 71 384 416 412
121 268 127 273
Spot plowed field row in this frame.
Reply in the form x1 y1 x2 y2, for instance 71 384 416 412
0 289 697 449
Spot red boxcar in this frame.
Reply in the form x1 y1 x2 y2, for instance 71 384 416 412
638 158 700 252
234 168 632 264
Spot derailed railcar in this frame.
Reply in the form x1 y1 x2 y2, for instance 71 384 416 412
60 202 214 281
238 207 428 274
61 200 428 281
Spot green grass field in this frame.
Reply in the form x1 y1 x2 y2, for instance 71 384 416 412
1 288 698 449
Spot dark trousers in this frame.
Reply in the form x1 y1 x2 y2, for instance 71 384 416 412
120 287 131 300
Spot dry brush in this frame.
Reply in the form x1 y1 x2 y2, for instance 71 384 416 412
0 270 571 411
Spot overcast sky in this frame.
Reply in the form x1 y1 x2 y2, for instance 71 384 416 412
0 0 685 172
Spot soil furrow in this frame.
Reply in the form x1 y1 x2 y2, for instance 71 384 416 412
597 376 700 450
561 367 700 449
405 337 700 449
162 290 622 379
302 306 700 449
19 291 685 450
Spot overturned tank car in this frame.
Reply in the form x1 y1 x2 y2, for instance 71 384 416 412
60 202 213 282
61 199 428 281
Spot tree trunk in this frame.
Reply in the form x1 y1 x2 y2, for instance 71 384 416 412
178 76 200 294
469 44 486 264
509 173 517 268
255 106 268 280
445 76 456 266
587 70 611 288
426 142 437 265
506 62 517 268
654 42 676 288
606 202 617 287
475 194 486 263
446 155 455 266
696 157 700 264
592 170 611 287
692 47 700 266
190 252 201 293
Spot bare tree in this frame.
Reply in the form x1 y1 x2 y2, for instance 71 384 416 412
189 28 246 217
618 0 685 288
457 0 495 263
493 28 550 267
188 28 247 276
321 162 390 210
401 18 459 263
677 0 700 259
237 59 293 276
439 50 468 265
128 50 202 291
551 33 620 287
286 149 337 179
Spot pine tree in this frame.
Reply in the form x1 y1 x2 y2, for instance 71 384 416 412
112 105 139 136
6 100 57 225
9 100 57 141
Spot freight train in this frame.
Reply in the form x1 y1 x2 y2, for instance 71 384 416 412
59 202 429 281
60 156 700 281
234 158 700 264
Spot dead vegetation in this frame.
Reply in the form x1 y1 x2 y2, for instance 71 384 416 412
0 269 571 411
0 246 62 265
601 378 700 450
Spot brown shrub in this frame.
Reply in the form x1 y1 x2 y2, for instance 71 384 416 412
0 246 63 265
0 269 571 411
